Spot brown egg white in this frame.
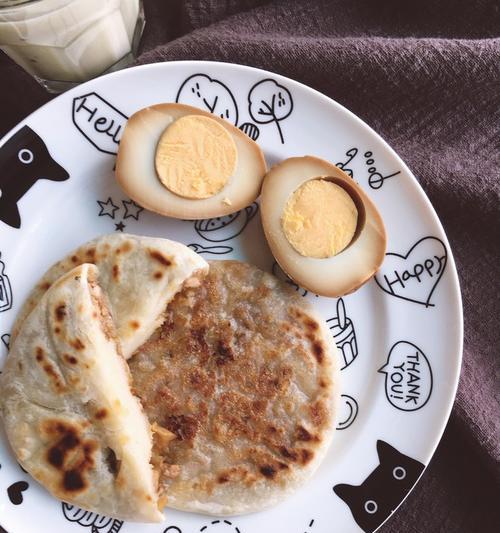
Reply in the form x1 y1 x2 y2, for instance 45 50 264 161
116 103 267 219
261 155 387 297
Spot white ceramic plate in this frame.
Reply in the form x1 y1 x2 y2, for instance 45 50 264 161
0 61 462 533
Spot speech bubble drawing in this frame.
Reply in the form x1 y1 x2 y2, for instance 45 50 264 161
378 341 433 412
72 93 128 155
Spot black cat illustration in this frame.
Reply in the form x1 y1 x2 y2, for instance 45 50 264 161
334 440 424 532
0 126 69 228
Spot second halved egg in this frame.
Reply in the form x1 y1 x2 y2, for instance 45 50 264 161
261 156 387 297
116 103 267 219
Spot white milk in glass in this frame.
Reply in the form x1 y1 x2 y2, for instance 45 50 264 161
0 0 144 91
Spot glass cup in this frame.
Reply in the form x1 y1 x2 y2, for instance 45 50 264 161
0 0 145 93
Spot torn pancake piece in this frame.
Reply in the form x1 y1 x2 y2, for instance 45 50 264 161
0 264 164 522
11 233 209 358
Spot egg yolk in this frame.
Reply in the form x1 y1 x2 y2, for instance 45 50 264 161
155 115 237 199
281 179 358 258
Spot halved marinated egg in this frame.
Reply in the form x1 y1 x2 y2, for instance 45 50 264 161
116 103 267 219
261 155 386 297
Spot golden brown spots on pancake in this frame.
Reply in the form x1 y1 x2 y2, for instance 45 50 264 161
279 446 298 461
304 318 319 331
149 250 172 267
54 326 61 335
64 354 78 365
218 474 230 483
215 340 234 365
42 362 65 391
299 448 314 465
164 415 198 441
319 378 327 388
95 408 108 420
312 341 324 364
71 255 79 264
259 464 276 479
129 320 140 331
252 399 267 414
154 271 163 280
310 400 328 427
70 338 85 351
41 281 51 290
17 361 23 371
112 264 120 280
85 247 96 261
35 347 45 362
55 304 67 321
258 365 292 398
122 241 132 253
42 419 97 494
296 425 319 442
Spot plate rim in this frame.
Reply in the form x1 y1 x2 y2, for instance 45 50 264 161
0 59 464 533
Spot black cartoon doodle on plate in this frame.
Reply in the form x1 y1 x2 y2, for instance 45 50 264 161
72 93 128 155
97 197 143 233
336 394 359 430
336 148 358 178
327 298 358 370
379 341 433 412
194 203 259 243
238 122 260 141
163 527 182 533
333 440 425 532
0 525 8 533
0 253 13 313
271 261 308 297
200 519 242 533
248 79 293 144
0 125 69 229
62 503 123 533
7 481 29 506
363 151 401 190
375 237 447 308
122 199 143 220
1 333 10 350
303 519 315 532
176 74 239 125
97 197 119 219
188 244 233 256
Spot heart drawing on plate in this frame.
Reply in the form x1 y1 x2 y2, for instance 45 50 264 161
375 236 447 307
7 481 29 505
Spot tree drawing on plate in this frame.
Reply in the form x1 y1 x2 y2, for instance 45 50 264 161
248 79 293 144
176 74 239 125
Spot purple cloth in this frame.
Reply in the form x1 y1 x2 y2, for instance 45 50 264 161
0 1 499 531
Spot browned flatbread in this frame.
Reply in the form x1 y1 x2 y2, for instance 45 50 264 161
129 260 339 515
0 264 163 522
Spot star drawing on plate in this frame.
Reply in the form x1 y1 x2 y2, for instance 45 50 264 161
97 197 119 219
122 199 144 220
115 221 126 232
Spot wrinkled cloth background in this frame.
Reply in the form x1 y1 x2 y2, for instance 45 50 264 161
0 1 499 531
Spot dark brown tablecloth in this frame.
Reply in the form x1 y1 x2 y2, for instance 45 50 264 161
1 1 499 532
